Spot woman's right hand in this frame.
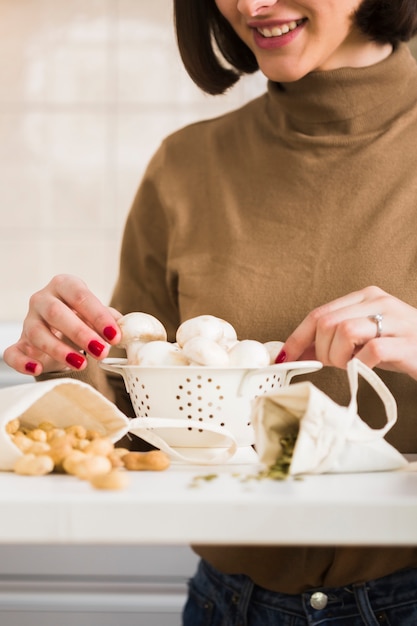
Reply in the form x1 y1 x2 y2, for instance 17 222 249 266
3 274 122 376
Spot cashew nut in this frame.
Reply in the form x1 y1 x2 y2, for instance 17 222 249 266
122 450 170 472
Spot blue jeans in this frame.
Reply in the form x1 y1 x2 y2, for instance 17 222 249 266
182 559 417 626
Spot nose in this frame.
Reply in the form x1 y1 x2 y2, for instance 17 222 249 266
237 0 278 17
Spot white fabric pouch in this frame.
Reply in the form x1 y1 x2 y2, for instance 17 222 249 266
252 359 408 474
0 377 239 469
0 378 130 471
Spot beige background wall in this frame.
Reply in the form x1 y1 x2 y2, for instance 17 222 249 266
0 0 265 323
0 2 415 324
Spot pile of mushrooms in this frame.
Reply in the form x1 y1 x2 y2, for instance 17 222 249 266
117 313 284 368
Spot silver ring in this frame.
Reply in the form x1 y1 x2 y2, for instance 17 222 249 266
368 313 383 338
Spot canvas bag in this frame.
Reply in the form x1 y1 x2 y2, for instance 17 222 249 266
0 378 238 470
252 359 408 475
0 378 132 471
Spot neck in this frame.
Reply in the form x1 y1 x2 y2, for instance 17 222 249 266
319 35 393 72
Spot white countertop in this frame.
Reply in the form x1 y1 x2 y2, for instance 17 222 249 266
1 461 417 546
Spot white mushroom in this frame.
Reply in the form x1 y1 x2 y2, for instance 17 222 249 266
228 340 270 368
136 341 190 367
264 341 285 364
176 315 237 348
123 341 143 365
182 336 230 367
117 312 167 364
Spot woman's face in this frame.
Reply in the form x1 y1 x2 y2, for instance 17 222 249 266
214 0 392 82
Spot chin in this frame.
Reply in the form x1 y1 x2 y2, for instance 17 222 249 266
257 57 314 83
261 67 311 83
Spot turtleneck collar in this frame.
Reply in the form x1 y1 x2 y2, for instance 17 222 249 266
266 44 417 137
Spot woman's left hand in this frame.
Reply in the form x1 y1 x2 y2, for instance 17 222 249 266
278 286 417 380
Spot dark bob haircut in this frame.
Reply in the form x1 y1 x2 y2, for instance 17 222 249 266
173 0 417 95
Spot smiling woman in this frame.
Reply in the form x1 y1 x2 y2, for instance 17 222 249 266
174 0 417 92
5 0 417 624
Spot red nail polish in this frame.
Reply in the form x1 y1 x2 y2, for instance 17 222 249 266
66 352 85 369
25 362 37 374
275 350 287 364
88 340 105 357
103 326 117 341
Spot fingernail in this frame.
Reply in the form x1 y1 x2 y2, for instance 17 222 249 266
66 352 85 369
25 362 37 374
103 326 117 341
275 350 287 364
88 340 105 357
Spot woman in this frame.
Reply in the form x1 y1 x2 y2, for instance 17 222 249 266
5 0 417 623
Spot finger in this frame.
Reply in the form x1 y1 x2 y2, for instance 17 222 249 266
280 290 373 361
40 275 121 344
282 286 395 363
354 337 417 380
324 315 390 368
4 333 87 376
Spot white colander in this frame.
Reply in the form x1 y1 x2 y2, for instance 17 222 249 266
101 358 322 465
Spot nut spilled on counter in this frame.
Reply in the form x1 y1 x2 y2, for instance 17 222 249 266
7 418 170 490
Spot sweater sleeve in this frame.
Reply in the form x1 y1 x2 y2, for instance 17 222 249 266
110 141 180 341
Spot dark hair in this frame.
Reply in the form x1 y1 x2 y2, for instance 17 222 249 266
173 0 417 95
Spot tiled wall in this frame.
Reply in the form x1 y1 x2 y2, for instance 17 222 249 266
0 2 416 323
0 0 265 323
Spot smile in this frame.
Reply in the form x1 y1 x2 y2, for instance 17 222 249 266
257 19 305 38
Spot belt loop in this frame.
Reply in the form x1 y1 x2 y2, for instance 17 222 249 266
235 577 255 626
353 582 380 626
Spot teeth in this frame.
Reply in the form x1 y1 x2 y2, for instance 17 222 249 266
257 20 300 38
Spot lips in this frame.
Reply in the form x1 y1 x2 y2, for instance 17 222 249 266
251 18 306 49
256 18 305 39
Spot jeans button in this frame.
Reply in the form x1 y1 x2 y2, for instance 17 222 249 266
310 592 328 610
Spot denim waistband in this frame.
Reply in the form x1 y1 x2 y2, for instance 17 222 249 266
198 559 417 617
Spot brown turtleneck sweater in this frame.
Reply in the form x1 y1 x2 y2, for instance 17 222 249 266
86 44 417 593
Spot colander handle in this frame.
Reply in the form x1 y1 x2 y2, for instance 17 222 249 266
284 361 323 385
127 417 238 465
239 360 322 395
